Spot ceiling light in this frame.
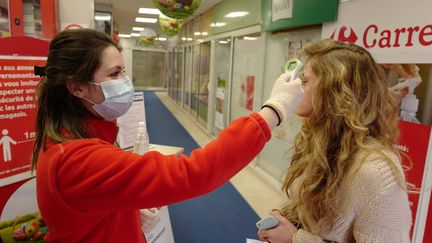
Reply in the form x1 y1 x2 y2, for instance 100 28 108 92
157 37 167 41
133 27 145 31
118 34 131 38
202 32 208 36
182 37 187 40
225 11 249 18
218 40 228 44
95 15 111 21
194 32 201 36
244 36 257 40
210 22 226 27
138 8 161 15
187 38 193 41
131 33 140 37
135 17 158 23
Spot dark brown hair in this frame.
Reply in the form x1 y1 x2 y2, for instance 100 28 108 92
31 28 122 171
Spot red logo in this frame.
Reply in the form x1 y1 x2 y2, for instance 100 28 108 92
330 26 358 44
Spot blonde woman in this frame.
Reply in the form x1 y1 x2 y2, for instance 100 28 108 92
258 39 412 243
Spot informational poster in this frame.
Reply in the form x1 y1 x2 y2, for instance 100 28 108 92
117 91 147 150
0 58 44 187
396 121 431 237
0 58 45 242
272 0 293 22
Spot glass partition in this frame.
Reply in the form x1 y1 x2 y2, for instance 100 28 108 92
197 42 210 127
175 47 184 105
212 37 232 136
190 44 200 118
184 46 193 110
167 50 175 99
229 33 265 122
257 26 321 182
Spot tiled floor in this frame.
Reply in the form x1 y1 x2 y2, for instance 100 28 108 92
155 92 286 218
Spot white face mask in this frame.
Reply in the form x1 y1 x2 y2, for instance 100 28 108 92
84 76 134 120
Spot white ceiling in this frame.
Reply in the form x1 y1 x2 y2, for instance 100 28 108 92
94 0 223 36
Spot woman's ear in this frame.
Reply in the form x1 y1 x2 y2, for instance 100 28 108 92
66 81 86 98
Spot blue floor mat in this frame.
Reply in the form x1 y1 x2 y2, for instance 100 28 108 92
142 91 261 243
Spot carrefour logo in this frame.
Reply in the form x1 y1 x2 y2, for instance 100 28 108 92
330 24 432 48
330 26 358 44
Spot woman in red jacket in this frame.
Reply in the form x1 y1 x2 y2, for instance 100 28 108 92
32 28 304 242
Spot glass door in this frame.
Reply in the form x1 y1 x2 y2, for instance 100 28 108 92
175 47 184 105
257 26 321 181
229 33 266 122
190 44 200 118
197 42 210 127
183 46 193 110
212 37 232 136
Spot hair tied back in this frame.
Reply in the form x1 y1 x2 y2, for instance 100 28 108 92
34 66 46 77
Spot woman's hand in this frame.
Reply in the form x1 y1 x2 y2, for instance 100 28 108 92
140 208 160 233
257 210 298 243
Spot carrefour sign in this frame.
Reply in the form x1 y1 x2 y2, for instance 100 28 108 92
322 0 432 63
330 24 432 49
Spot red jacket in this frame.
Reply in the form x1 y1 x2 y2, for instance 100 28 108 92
36 113 271 242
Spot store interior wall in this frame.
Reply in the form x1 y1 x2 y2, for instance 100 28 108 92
58 0 94 29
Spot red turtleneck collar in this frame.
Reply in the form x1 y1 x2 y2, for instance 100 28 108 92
84 118 118 144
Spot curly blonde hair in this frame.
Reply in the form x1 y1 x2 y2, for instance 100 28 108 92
281 39 403 231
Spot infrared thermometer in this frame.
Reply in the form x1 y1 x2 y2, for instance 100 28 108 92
256 215 279 231
284 58 303 82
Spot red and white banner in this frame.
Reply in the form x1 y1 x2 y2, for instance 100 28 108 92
0 58 45 187
396 121 432 240
424 198 432 243
322 0 432 63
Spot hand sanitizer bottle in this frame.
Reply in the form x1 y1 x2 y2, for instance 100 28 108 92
133 121 149 155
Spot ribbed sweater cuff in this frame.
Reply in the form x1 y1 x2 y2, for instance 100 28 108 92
249 112 272 141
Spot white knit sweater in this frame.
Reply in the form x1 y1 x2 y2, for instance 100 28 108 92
292 152 412 243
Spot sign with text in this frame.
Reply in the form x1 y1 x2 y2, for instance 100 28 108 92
322 0 432 63
396 121 432 240
272 0 293 22
117 91 146 150
0 58 44 186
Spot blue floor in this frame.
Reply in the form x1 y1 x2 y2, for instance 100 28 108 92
143 91 261 243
